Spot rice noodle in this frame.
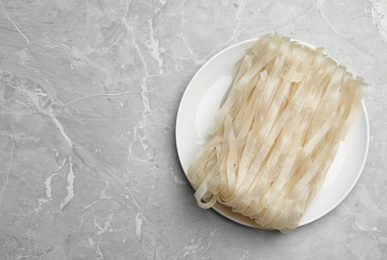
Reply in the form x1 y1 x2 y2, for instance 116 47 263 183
187 33 365 232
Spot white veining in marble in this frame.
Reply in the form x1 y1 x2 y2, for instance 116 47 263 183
0 0 386 259
370 0 387 43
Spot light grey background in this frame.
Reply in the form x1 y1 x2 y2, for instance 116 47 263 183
0 0 386 259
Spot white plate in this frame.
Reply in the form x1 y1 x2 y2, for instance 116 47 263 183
175 38 369 228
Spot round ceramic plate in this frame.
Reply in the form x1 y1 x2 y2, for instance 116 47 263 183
175 38 369 228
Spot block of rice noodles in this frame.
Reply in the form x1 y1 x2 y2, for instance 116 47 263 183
187 33 365 232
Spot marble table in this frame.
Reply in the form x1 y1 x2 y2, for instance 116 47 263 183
0 0 386 259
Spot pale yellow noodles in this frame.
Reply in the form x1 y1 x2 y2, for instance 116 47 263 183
187 33 365 232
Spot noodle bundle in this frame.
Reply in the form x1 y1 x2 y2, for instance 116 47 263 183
187 33 365 232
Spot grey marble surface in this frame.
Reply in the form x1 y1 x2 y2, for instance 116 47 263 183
0 0 386 259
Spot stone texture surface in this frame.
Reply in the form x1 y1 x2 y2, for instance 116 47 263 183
0 0 386 259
